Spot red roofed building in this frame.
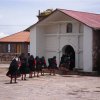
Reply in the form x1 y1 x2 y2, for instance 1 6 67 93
29 9 100 72
0 31 30 62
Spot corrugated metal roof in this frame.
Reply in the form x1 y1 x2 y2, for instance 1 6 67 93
0 31 30 42
26 9 100 30
58 9 100 29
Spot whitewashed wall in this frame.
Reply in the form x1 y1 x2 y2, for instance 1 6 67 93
30 27 36 57
44 21 84 68
78 35 83 69
45 35 59 65
36 26 45 57
45 24 58 34
83 25 93 72
30 11 86 70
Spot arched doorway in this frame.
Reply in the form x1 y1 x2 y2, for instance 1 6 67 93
61 45 75 70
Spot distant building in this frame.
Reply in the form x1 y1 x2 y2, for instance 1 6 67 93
28 9 100 72
0 31 30 63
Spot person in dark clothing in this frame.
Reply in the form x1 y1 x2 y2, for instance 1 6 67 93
48 58 52 69
59 54 66 67
40 56 47 76
59 54 70 70
35 56 42 77
19 53 30 80
66 54 71 69
68 52 75 70
6 59 20 83
28 55 35 78
19 53 25 61
48 56 57 75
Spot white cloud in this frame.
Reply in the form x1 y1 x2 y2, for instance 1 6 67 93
0 33 9 38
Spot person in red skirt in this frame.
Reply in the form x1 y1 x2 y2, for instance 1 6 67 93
19 53 30 80
35 56 42 77
40 56 47 76
28 55 35 78
6 59 20 83
48 56 57 75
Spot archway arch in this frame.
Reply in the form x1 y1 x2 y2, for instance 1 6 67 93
61 45 75 70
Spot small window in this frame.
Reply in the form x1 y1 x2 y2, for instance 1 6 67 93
8 44 11 52
66 23 72 33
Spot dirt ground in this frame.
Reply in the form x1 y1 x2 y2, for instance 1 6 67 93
0 64 100 100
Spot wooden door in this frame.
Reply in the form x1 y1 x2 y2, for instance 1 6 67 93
16 44 21 53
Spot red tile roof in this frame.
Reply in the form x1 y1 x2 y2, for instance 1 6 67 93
58 9 100 29
0 31 30 42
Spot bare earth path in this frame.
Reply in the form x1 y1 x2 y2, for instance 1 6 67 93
0 65 100 100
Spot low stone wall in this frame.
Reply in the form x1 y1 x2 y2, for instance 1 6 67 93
0 53 20 63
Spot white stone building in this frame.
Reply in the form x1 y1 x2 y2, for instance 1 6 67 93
28 9 100 72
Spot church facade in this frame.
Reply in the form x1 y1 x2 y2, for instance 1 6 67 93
29 9 100 72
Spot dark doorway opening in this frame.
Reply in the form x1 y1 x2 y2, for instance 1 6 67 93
93 30 100 74
62 45 75 70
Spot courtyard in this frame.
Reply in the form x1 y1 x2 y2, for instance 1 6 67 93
0 64 100 100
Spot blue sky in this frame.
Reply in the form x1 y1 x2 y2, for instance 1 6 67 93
0 0 100 38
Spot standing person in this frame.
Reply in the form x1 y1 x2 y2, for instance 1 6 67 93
19 53 30 80
48 58 53 75
6 59 20 83
35 56 42 77
28 55 35 78
48 56 57 75
12 54 19 61
40 56 47 76
52 56 57 75
69 52 75 70
59 54 66 68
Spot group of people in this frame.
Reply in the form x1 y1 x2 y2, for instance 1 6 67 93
6 53 58 84
6 53 75 83
59 53 75 70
